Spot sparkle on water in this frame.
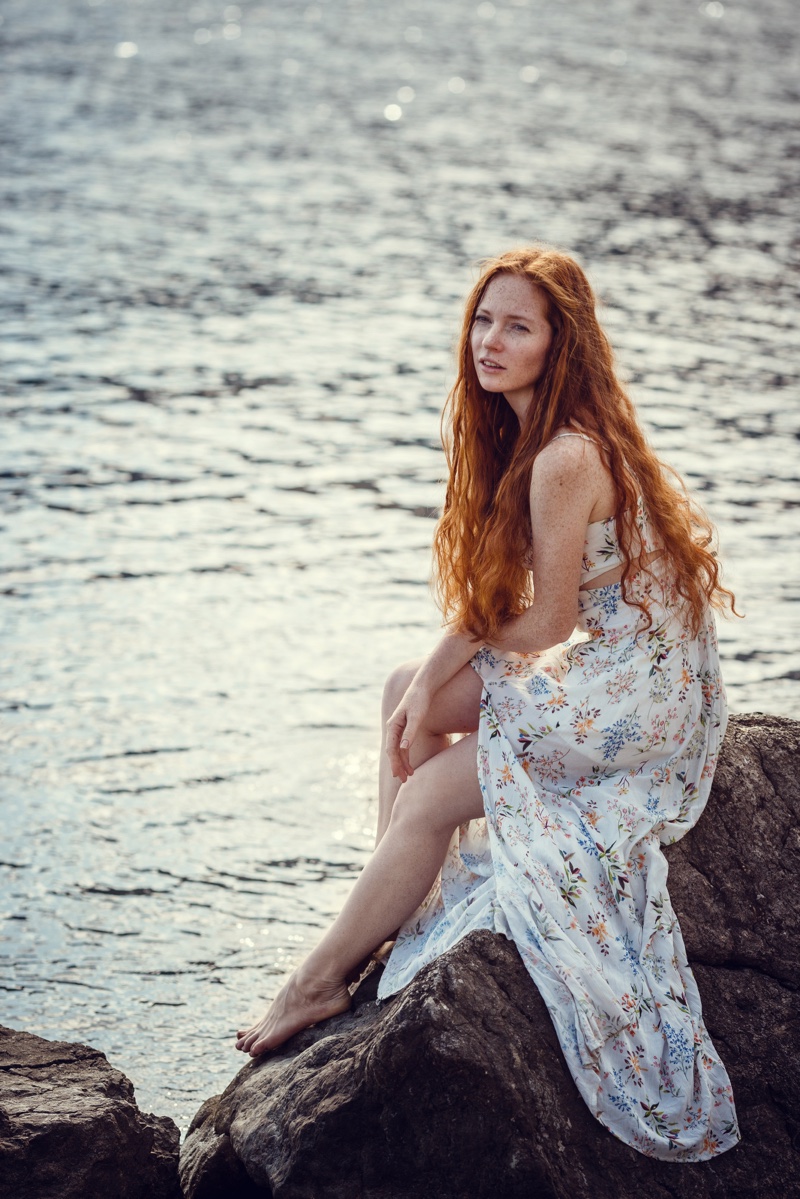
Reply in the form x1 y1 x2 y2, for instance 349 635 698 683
1 0 797 1139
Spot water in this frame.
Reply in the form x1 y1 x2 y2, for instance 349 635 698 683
1 0 798 1134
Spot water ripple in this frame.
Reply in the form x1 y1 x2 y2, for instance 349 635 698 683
1 0 798 1136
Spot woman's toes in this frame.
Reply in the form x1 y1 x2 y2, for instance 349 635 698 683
249 1030 277 1057
233 973 352 1056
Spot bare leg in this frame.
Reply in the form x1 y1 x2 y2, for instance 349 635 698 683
375 659 482 846
334 659 481 986
236 730 485 1056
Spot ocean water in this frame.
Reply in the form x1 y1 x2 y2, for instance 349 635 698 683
1 0 798 1133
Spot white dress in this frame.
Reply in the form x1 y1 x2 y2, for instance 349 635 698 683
377 444 740 1161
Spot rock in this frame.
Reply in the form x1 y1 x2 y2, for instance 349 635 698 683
180 713 800 1199
0 1026 181 1199
667 712 799 984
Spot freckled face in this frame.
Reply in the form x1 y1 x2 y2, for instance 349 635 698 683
471 274 553 422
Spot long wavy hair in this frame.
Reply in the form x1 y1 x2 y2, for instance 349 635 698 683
432 246 738 640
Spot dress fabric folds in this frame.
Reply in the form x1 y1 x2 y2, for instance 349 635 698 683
376 522 740 1161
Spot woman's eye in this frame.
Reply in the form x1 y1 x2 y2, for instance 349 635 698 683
512 324 530 333
474 314 490 324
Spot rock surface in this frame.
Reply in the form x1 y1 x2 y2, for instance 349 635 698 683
0 1026 181 1199
180 713 800 1199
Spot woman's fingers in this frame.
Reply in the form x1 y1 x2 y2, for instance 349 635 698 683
386 707 415 782
398 734 412 780
386 696 428 781
384 713 405 781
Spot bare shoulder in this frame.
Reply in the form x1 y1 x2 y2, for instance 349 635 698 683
531 430 616 523
531 430 608 492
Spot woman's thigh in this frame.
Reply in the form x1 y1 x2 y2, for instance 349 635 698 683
384 657 483 738
393 729 485 830
425 662 484 738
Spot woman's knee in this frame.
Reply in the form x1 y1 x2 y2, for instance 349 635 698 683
389 775 453 836
381 658 424 718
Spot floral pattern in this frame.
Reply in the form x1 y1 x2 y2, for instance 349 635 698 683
377 516 740 1162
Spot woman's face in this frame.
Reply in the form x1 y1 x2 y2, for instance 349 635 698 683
470 273 553 423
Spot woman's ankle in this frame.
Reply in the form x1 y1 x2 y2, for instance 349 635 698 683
294 954 348 997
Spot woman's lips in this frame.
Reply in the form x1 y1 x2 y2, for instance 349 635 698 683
479 358 505 371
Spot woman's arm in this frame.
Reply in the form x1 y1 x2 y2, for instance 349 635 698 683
386 437 604 779
384 627 480 781
407 626 481 698
492 437 599 653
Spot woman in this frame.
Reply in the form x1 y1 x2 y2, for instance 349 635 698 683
236 246 740 1162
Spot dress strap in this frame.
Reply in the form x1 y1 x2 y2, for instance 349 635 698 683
549 431 598 445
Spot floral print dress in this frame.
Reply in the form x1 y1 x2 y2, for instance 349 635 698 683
377 498 740 1162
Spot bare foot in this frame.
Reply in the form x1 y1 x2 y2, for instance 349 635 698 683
235 968 352 1057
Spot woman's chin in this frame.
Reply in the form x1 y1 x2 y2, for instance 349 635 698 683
478 377 508 394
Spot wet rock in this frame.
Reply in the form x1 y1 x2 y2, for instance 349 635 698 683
180 713 800 1199
0 1026 181 1199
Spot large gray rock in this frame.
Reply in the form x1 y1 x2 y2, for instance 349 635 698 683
181 713 800 1199
0 1026 181 1199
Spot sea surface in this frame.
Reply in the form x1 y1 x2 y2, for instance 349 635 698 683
1 0 798 1134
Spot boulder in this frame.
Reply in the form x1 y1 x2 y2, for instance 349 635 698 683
180 713 800 1199
0 1026 181 1199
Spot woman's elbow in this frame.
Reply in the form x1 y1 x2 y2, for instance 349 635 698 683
541 605 580 647
497 613 577 655
554 620 579 645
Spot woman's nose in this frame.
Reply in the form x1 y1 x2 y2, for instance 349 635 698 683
483 323 502 350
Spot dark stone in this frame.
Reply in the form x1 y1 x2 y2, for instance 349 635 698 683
0 1026 181 1199
180 713 800 1199
667 712 800 985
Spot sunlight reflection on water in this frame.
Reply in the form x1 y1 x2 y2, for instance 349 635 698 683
1 0 797 1135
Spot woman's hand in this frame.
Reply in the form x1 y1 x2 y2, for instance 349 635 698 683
385 680 433 784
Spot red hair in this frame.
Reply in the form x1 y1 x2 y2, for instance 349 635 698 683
432 246 739 640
